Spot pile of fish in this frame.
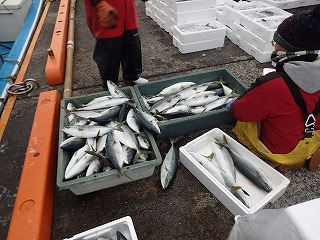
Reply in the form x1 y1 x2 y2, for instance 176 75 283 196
140 79 237 120
189 135 273 208
60 80 161 181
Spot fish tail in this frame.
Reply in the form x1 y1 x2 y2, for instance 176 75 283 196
169 137 180 144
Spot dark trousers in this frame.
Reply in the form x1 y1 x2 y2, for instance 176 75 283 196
93 28 142 90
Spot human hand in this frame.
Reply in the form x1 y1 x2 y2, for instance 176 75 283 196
226 98 236 110
96 0 119 29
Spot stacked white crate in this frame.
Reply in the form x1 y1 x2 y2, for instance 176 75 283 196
218 1 292 63
250 0 320 10
145 0 229 54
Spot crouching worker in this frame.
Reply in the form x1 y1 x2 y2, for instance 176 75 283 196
83 0 149 89
227 5 320 171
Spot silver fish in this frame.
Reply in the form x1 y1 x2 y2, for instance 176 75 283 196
134 108 161 135
160 138 179 189
86 158 102 176
145 95 164 105
219 135 273 193
77 97 128 111
60 136 86 150
113 125 139 152
161 105 191 115
62 125 116 138
174 84 209 100
126 108 140 133
107 80 128 98
203 96 230 112
64 144 90 178
177 93 219 107
211 139 236 181
65 153 95 179
137 132 150 149
150 94 181 114
156 82 196 96
189 151 225 185
106 130 125 172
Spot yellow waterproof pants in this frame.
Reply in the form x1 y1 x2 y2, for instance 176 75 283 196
232 121 320 166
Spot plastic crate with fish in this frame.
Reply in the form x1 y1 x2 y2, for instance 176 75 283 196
179 128 290 216
64 216 138 240
134 68 248 139
57 86 162 195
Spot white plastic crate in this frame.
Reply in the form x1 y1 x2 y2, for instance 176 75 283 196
173 35 225 54
246 30 274 52
173 20 226 45
247 42 273 63
0 0 32 41
250 15 289 42
168 0 217 13
223 1 272 21
235 7 291 31
169 7 217 25
230 22 248 41
179 128 290 216
64 216 138 240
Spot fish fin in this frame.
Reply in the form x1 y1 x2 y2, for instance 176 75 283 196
230 186 242 193
73 99 84 107
169 137 180 144
242 189 250 196
117 170 133 181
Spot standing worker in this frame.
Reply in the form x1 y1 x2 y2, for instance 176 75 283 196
83 0 149 89
227 5 320 171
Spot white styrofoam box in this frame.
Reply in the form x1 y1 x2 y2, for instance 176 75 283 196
225 25 233 39
169 7 217 25
162 14 174 35
0 0 32 41
250 15 289 42
216 8 227 26
252 0 302 9
247 42 273 63
223 1 273 21
173 35 225 54
173 20 226 45
230 22 248 41
246 30 274 52
179 128 290 216
157 0 168 12
64 216 138 240
168 0 217 13
155 13 166 29
235 7 291 31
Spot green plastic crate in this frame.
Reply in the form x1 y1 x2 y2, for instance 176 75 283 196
57 87 162 195
134 68 248 139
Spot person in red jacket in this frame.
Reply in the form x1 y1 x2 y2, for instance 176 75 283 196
227 5 320 171
83 0 148 89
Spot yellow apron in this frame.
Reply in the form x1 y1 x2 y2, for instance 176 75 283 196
232 121 320 167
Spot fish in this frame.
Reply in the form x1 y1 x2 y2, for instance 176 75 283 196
68 116 89 126
76 97 128 111
64 144 90 178
105 130 125 172
66 102 76 124
65 151 95 179
174 84 209 100
113 125 140 152
145 95 164 105
118 102 132 122
156 81 196 96
122 145 137 165
134 108 161 135
62 125 118 138
116 231 128 240
107 80 128 98
126 108 140 133
161 105 191 115
189 151 225 185
59 136 86 150
160 138 180 189
177 93 219 107
150 94 181 114
221 81 233 96
211 138 236 181
86 158 102 176
218 135 273 193
203 95 230 112
137 132 150 150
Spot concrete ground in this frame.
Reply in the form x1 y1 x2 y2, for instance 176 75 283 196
0 1 318 239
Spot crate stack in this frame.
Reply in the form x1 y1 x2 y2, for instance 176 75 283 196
216 1 292 63
145 0 228 54
250 0 320 10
